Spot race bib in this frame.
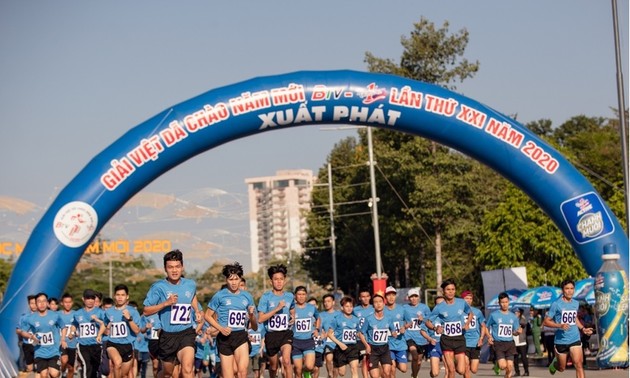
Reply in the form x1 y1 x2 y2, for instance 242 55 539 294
150 328 160 340
469 316 477 329
109 321 128 339
371 329 388 343
79 322 98 338
497 324 512 337
295 318 312 333
341 329 356 343
170 304 192 325
561 310 577 325
409 318 422 331
37 332 54 346
268 314 289 331
443 321 462 336
250 333 261 345
228 310 248 328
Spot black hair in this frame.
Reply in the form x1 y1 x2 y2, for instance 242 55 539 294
322 293 334 302
267 264 288 279
359 288 371 296
35 292 48 301
27 295 36 302
61 292 73 300
222 262 244 278
498 292 509 301
128 301 138 308
440 278 456 290
294 286 307 294
95 291 103 300
560 279 575 289
49 297 59 304
103 297 114 306
340 296 354 307
164 249 184 267
114 284 129 294
307 297 318 303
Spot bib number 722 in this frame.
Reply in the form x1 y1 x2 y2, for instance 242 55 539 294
170 304 192 325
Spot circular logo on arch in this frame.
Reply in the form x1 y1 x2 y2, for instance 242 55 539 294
53 201 98 247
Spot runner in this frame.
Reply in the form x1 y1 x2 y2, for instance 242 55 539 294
69 288 106 378
19 293 65 378
402 288 431 378
59 293 78 378
48 298 59 312
512 308 529 377
486 292 522 378
543 279 593 378
140 312 162 378
353 289 374 378
249 320 266 378
16 294 37 375
460 290 486 378
308 297 325 378
291 286 320 378
426 279 473 378
357 293 396 378
328 296 361 378
204 261 258 378
103 284 141 378
421 295 445 378
320 294 339 378
143 249 204 378
257 264 295 378
383 286 409 378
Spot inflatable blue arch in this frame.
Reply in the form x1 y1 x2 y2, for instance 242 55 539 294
1 70 627 361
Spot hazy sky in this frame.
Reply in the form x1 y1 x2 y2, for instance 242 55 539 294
1 1 627 272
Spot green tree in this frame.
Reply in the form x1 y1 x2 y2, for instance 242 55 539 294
0 258 14 303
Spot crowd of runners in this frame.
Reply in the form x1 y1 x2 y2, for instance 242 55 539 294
16 249 593 378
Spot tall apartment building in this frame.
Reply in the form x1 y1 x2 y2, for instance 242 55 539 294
245 169 314 273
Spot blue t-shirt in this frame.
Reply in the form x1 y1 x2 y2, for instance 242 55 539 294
360 312 395 346
134 321 149 353
385 305 409 351
59 309 78 348
464 307 485 347
546 297 580 344
257 291 294 332
24 311 65 358
142 313 161 342
429 298 472 338
319 310 339 349
403 303 431 346
486 310 519 342
208 288 256 331
143 277 198 333
330 312 360 345
353 304 375 330
104 305 141 345
293 303 319 340
249 325 265 357
72 307 104 345
18 312 35 344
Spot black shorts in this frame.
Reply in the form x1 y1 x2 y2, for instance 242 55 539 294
61 347 76 365
333 343 359 367
555 340 582 354
34 357 61 373
357 341 367 358
406 339 425 354
465 346 480 360
265 330 293 357
148 339 160 359
315 351 323 367
106 341 134 363
22 343 35 365
493 340 515 361
217 330 249 356
440 335 466 354
159 327 197 363
367 344 391 369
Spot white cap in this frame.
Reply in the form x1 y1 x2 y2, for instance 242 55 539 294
407 288 420 297
385 286 397 294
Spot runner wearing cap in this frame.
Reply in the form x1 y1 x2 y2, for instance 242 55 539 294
69 288 106 378
426 279 473 378
353 289 374 378
486 292 522 378
384 286 410 378
403 288 431 378
460 290 486 378
357 294 397 378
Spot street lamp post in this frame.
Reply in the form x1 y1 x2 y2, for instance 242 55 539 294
327 163 338 292
367 127 383 278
